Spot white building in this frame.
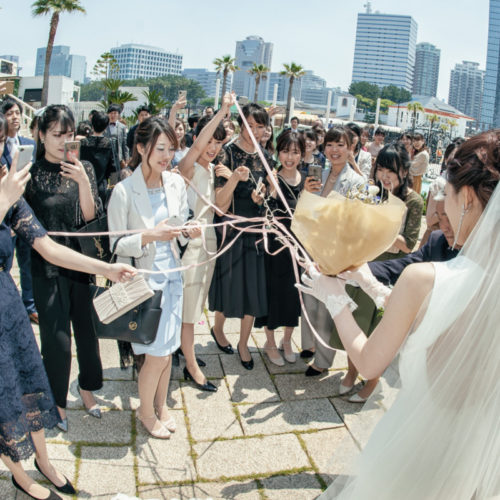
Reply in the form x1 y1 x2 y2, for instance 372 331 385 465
19 75 79 107
387 96 474 138
110 44 182 80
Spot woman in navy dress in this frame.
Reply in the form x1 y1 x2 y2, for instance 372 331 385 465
0 113 135 499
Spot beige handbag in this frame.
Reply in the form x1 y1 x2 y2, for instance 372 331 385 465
92 274 154 324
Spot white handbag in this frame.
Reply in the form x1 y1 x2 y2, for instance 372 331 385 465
92 274 154 324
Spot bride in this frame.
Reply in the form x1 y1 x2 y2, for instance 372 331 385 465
299 130 500 499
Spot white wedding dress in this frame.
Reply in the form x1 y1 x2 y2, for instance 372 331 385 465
319 186 500 499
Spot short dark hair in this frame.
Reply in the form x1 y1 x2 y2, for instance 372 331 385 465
107 104 122 114
91 111 109 134
301 129 317 144
237 102 269 128
291 116 299 123
188 114 200 129
324 126 352 148
277 129 305 157
374 127 386 136
194 115 226 141
0 98 22 115
136 105 151 115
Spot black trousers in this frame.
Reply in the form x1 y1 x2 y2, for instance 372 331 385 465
33 274 103 408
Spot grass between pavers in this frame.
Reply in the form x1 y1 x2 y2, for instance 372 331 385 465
255 478 267 499
179 380 199 468
295 432 328 491
130 411 141 498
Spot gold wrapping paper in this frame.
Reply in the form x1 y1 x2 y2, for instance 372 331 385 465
291 190 407 275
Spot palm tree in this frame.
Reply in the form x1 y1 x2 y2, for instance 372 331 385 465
427 114 439 142
142 89 169 115
280 62 305 125
213 55 239 97
32 0 86 106
249 63 269 102
407 101 424 134
99 79 137 111
447 119 458 138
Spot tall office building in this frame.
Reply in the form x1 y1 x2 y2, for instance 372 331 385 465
480 0 500 130
448 61 484 123
35 46 86 83
232 36 273 99
352 11 417 91
110 44 182 80
182 68 232 97
413 42 440 97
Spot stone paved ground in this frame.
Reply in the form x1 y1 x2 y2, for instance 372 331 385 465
1 248 410 499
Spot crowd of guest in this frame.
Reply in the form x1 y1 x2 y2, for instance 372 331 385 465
0 85 468 498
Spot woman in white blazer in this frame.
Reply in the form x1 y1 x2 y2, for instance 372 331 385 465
108 117 192 439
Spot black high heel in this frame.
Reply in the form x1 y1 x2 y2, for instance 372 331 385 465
12 475 62 500
183 366 217 392
176 347 206 367
237 343 254 370
210 327 234 354
34 459 76 495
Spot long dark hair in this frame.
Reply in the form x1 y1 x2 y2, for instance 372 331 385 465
36 105 75 161
129 116 178 170
276 129 305 171
374 142 411 199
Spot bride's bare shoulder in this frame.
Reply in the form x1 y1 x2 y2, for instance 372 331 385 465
397 262 436 297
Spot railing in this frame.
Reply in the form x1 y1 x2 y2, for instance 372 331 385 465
6 93 36 136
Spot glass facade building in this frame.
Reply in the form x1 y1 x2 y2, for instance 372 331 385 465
110 44 182 80
480 0 500 130
35 46 86 83
352 13 417 91
413 42 440 97
448 61 484 124
182 68 232 97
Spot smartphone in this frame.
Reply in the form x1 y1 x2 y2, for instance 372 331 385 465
178 90 187 101
307 164 323 182
167 216 183 227
64 141 81 163
16 145 34 171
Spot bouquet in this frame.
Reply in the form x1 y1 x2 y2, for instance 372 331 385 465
291 184 407 276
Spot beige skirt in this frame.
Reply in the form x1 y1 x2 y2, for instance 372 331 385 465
181 236 217 324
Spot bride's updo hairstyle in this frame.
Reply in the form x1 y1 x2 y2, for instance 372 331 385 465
129 116 178 170
446 130 500 208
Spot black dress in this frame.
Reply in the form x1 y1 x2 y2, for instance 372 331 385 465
255 173 305 330
0 199 59 462
208 142 270 318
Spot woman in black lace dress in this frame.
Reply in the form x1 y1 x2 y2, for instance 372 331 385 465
0 114 135 499
255 131 317 365
208 103 271 370
24 106 103 432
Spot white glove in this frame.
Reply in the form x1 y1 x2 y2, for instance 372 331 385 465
296 265 357 319
338 263 391 309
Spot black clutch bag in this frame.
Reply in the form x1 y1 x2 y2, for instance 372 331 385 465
90 284 163 345
77 213 112 262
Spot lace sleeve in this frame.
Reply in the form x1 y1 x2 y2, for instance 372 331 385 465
10 197 47 246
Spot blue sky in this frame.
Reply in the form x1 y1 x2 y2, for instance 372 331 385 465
1 0 490 100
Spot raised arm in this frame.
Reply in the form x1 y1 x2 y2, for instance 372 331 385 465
168 95 188 129
178 93 235 181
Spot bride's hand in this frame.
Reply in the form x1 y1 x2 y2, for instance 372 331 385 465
296 264 346 301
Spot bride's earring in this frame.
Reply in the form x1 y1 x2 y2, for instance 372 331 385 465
452 204 468 250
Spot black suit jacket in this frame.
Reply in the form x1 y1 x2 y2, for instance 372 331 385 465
368 230 459 286
1 135 36 169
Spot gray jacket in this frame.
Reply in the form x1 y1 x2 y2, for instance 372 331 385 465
104 121 129 162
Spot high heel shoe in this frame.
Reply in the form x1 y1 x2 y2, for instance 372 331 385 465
176 347 206 367
183 366 217 392
237 343 254 370
338 381 354 395
34 459 76 495
136 411 171 439
210 327 234 354
77 385 101 419
154 405 177 432
263 342 285 366
11 475 62 500
279 340 296 363
305 365 325 377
